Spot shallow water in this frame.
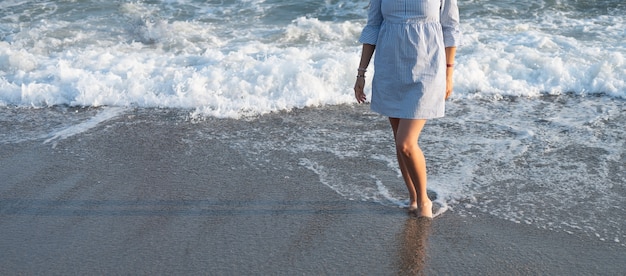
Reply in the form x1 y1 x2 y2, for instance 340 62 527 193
2 94 624 246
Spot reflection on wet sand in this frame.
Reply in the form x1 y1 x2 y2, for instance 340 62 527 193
397 217 432 275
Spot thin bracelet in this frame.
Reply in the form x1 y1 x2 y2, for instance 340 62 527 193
446 64 454 68
357 67 367 72
356 75 365 78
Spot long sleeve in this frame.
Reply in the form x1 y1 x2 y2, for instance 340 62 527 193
440 0 462 47
358 0 383 45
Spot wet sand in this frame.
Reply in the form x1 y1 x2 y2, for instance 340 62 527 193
1 107 624 275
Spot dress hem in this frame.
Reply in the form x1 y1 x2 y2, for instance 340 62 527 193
370 106 445 120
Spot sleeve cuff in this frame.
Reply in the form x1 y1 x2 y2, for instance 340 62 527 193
358 25 380 45
443 27 462 47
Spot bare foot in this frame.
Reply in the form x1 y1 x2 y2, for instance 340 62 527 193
418 200 433 218
407 202 419 216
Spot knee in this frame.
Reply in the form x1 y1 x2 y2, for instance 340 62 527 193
396 140 419 158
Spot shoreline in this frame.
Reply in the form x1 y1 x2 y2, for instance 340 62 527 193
1 105 624 274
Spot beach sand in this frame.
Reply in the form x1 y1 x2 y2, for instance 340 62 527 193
1 106 624 275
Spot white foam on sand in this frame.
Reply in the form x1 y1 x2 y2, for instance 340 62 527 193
43 107 125 147
299 156 449 217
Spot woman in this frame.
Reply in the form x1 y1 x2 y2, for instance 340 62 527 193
354 0 460 217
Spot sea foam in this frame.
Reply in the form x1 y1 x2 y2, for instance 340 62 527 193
1 0 625 118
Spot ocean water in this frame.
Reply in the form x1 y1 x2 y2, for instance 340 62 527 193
1 0 625 246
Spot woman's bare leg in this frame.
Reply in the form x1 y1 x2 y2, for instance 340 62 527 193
389 118 432 218
389 118 418 211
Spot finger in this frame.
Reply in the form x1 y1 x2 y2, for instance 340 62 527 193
356 92 366 103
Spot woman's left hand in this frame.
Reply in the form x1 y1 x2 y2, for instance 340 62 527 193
445 74 454 100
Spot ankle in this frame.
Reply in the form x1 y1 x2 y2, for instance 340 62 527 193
418 198 432 206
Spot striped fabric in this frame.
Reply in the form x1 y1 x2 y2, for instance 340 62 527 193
359 0 461 119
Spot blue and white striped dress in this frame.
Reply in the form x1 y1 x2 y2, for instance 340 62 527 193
359 0 461 119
